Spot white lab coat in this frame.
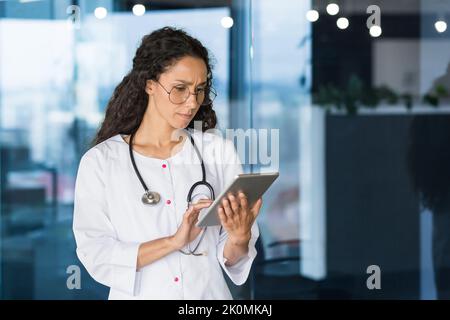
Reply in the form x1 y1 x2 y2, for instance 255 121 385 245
72 129 259 300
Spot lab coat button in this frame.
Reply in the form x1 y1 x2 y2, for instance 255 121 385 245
174 277 179 282
162 164 167 168
166 200 171 205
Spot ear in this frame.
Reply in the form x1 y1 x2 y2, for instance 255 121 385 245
145 80 154 95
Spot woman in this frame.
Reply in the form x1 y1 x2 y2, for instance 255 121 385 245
73 27 261 300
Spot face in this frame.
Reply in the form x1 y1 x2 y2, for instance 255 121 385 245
145 56 208 130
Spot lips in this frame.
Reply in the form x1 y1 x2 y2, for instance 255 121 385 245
177 113 192 120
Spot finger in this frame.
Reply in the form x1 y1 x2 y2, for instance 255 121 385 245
186 206 198 218
228 194 240 214
218 207 227 225
251 198 263 218
184 204 201 222
188 210 200 224
184 205 194 219
238 192 248 211
196 199 213 204
222 198 233 219
194 201 213 207
191 210 200 222
191 201 213 212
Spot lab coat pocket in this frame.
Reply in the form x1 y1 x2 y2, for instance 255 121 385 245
182 254 211 299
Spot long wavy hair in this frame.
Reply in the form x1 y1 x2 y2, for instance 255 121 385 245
91 27 217 147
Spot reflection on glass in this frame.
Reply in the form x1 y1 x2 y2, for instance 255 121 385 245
0 2 230 299
1 0 450 300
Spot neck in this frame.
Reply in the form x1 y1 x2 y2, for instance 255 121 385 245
133 107 184 148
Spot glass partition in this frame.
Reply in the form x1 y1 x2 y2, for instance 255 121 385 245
1 0 232 299
2 0 450 300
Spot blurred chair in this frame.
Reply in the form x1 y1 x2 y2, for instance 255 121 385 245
1 142 58 236
251 237 321 299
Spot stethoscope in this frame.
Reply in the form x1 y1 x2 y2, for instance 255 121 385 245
128 129 215 256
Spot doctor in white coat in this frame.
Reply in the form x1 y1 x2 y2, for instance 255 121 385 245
73 27 261 300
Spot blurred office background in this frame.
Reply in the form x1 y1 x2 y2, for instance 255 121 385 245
1 0 450 299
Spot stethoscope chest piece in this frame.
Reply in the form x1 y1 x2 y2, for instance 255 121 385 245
142 191 161 205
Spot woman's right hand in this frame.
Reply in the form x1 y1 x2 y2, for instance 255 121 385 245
170 199 213 250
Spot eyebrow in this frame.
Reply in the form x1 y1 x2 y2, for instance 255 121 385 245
173 80 207 86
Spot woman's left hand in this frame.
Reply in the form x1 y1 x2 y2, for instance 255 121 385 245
218 192 262 243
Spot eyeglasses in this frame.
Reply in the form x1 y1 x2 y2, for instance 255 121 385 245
155 80 217 106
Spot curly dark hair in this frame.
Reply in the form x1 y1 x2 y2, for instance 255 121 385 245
91 27 217 146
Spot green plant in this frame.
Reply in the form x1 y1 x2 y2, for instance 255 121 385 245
423 84 449 107
312 74 443 115
313 74 400 115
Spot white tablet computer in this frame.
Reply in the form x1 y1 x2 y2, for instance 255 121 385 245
196 172 279 227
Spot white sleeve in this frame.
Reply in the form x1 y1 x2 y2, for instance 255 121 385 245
72 148 140 296
215 138 260 285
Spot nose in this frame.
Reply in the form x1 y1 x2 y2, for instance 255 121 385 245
185 91 199 109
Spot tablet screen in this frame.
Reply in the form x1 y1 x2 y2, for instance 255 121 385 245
196 172 279 227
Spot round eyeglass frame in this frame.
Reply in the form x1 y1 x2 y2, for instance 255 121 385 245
155 80 217 106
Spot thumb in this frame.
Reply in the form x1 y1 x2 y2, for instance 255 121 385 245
251 198 263 217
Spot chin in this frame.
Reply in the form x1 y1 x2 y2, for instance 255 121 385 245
171 121 189 130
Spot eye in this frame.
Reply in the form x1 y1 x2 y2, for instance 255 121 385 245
196 87 205 93
174 86 187 92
